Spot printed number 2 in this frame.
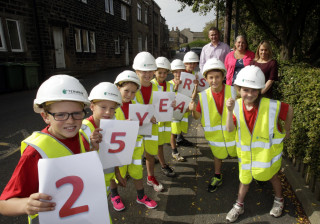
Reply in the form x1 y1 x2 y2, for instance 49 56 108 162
108 132 126 153
56 176 89 218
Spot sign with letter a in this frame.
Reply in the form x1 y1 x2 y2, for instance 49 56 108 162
38 152 110 224
129 104 155 135
152 91 175 122
177 72 195 97
173 93 192 120
98 119 139 169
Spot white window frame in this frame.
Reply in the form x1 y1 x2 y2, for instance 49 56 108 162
105 0 114 15
121 4 127 20
114 37 120 54
138 34 142 52
75 28 82 52
6 19 23 52
0 20 7 51
90 31 96 53
144 9 148 24
137 3 141 21
82 30 89 52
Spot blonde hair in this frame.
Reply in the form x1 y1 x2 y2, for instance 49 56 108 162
255 40 273 60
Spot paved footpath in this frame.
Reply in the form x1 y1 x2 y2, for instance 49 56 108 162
108 116 307 224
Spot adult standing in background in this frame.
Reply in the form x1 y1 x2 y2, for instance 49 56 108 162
251 40 278 98
199 27 230 73
225 35 255 85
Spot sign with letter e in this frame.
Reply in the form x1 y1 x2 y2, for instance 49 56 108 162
152 91 175 122
38 151 110 224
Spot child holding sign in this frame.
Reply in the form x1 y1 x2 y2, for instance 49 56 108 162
81 82 127 212
189 58 237 193
114 70 157 209
0 75 91 223
152 56 176 177
133 51 164 192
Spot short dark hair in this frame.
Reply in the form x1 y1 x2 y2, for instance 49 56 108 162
209 27 220 34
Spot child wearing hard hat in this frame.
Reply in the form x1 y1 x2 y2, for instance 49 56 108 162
114 70 157 209
0 75 91 223
169 59 187 162
80 82 126 212
132 51 164 192
152 56 176 177
189 58 237 193
225 65 293 222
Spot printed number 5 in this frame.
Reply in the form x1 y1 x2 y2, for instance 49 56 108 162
56 176 89 218
108 132 126 153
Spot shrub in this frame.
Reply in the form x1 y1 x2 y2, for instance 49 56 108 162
275 62 320 175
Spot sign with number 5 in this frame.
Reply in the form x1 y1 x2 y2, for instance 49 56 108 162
99 119 139 169
38 151 109 224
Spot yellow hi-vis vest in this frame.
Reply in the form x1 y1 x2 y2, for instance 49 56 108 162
80 119 114 191
169 79 189 134
199 85 237 159
21 131 86 224
134 82 161 155
151 78 173 144
234 98 286 184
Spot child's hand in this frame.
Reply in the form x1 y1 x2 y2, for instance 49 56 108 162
26 193 55 215
189 100 196 111
90 128 103 150
226 98 235 111
193 79 199 86
171 100 176 108
150 116 157 124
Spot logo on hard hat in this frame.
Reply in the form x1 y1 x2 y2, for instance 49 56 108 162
104 92 118 97
62 89 84 95
242 79 255 83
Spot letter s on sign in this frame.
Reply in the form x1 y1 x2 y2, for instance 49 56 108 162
108 132 126 153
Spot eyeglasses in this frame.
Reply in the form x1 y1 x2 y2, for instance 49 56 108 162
47 110 86 121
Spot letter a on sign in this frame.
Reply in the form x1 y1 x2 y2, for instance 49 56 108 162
173 93 192 120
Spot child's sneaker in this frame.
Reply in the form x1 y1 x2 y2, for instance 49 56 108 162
226 203 244 222
270 198 284 217
111 195 125 211
161 165 176 177
172 152 186 162
136 195 158 209
208 176 222 192
147 176 164 192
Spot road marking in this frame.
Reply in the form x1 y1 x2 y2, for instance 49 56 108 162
0 129 30 160
0 142 10 146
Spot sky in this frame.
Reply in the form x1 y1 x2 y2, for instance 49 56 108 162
154 0 215 32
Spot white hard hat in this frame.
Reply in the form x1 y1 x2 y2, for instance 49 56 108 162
33 74 90 113
183 51 199 63
88 82 122 106
132 51 157 71
234 65 266 89
202 58 226 77
171 59 185 71
155 57 171 70
114 70 141 90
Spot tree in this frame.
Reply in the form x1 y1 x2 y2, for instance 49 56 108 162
175 0 320 62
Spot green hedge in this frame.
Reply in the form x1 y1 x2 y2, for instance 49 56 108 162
274 62 320 175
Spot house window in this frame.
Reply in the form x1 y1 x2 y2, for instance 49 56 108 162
121 4 127 20
144 9 148 24
90 31 96 53
79 0 87 3
75 28 82 52
144 36 147 51
105 0 114 15
137 3 141 21
138 33 142 52
6 19 23 52
82 30 89 52
115 37 120 54
0 20 6 51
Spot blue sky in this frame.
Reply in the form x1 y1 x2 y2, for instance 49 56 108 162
154 0 215 32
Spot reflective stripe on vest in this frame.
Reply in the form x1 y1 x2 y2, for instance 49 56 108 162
81 119 95 143
234 98 285 184
144 135 158 141
132 159 142 165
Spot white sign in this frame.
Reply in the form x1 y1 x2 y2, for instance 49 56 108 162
197 76 210 92
152 92 175 122
173 93 192 120
177 72 195 97
129 104 155 135
38 152 109 224
98 119 139 169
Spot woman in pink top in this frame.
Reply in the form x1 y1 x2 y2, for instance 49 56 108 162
224 35 255 85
